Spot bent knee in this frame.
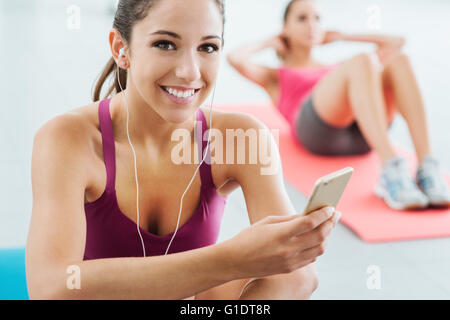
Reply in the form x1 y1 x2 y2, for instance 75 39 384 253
384 51 411 69
346 52 382 76
290 267 320 299
195 277 253 300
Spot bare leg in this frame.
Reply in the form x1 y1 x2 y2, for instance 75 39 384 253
381 52 432 163
310 51 433 209
194 277 254 300
194 272 316 300
312 53 397 164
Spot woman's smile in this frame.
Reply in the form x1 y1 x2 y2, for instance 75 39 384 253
159 85 201 105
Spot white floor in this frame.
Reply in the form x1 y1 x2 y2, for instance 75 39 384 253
1 0 449 299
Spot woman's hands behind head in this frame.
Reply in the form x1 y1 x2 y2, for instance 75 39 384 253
265 33 290 59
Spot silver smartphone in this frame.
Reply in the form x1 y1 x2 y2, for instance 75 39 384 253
301 167 354 215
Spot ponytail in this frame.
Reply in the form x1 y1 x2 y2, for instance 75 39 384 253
92 56 128 102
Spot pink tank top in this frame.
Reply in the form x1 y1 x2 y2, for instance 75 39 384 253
277 65 338 136
83 98 227 259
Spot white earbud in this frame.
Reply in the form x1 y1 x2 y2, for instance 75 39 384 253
119 47 125 58
118 48 127 68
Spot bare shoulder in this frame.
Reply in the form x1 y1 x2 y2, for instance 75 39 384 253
33 102 102 184
34 102 99 145
199 106 273 196
211 108 276 167
201 106 267 128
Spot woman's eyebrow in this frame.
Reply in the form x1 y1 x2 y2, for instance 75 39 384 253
149 30 221 41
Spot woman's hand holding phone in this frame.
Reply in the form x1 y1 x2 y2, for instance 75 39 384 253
222 207 341 280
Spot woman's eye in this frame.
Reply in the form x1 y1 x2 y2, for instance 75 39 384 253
298 15 307 22
201 44 219 53
153 41 218 53
153 41 175 50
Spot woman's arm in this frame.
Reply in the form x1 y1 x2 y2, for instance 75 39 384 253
222 114 338 299
226 36 284 89
27 115 235 300
322 30 406 49
321 30 406 64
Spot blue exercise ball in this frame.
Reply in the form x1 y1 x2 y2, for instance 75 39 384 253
0 248 29 300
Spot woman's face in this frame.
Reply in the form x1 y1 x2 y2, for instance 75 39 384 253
283 0 324 49
122 0 223 123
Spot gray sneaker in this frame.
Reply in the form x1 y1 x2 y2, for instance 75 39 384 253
416 156 450 207
375 157 429 210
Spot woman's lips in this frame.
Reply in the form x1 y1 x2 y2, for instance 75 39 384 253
159 86 200 105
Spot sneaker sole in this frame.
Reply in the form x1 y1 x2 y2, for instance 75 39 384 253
416 185 450 208
429 201 450 208
374 184 429 211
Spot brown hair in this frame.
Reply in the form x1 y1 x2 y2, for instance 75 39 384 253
92 0 225 102
283 0 312 23
278 0 313 61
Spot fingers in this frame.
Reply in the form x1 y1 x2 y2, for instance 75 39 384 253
288 238 331 269
283 207 335 238
292 211 340 250
260 209 341 246
333 211 342 227
260 211 341 275
267 210 341 275
301 240 328 261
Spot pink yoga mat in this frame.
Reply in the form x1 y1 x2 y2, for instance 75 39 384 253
215 104 450 243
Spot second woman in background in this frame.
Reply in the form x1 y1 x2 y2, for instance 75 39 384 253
227 0 450 211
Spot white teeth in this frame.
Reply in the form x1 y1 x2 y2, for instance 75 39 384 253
164 86 195 99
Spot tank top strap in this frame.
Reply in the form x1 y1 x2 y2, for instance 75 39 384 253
195 108 214 189
98 98 116 193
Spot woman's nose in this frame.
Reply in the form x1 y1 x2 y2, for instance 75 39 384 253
309 18 320 30
175 51 201 82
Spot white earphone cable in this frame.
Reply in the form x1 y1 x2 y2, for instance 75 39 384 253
117 61 147 257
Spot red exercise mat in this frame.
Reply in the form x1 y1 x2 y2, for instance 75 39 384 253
215 104 450 243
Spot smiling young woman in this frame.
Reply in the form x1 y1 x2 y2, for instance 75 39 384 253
27 0 339 300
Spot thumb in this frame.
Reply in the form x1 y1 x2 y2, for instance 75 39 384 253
282 207 334 238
